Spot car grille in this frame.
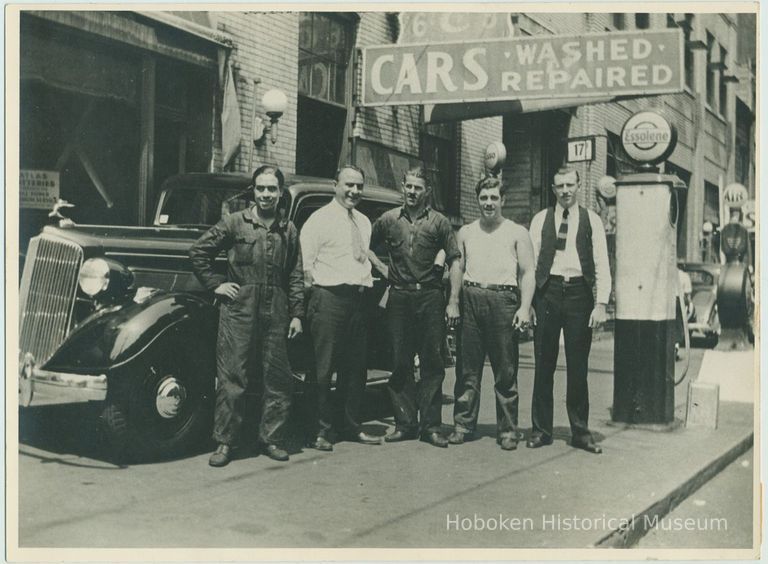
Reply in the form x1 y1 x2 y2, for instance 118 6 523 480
19 235 83 366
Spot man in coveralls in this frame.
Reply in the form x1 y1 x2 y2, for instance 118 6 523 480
527 167 610 454
301 165 381 451
447 175 535 450
369 166 462 448
190 165 304 467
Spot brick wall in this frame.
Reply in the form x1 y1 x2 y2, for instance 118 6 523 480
355 12 420 156
214 12 299 174
459 117 504 223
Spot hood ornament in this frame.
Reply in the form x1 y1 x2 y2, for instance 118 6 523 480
49 198 76 227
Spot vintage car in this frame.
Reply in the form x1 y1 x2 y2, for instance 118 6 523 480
18 173 401 461
678 262 721 344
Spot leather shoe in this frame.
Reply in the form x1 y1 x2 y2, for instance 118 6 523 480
310 436 334 451
420 432 449 448
348 431 382 445
526 435 553 449
263 444 290 462
572 440 602 454
208 444 232 467
498 436 518 451
384 429 417 443
447 430 473 445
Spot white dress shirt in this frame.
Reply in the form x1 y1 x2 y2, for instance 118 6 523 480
300 199 373 287
529 203 611 304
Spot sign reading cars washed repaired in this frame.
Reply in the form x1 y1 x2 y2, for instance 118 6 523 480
362 29 683 106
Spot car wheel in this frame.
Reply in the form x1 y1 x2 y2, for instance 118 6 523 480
101 339 213 463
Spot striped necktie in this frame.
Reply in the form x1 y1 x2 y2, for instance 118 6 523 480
556 208 569 251
349 210 367 263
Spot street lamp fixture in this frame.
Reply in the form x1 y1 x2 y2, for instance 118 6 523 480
253 88 288 146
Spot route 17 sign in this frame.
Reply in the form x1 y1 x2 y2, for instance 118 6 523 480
620 111 677 165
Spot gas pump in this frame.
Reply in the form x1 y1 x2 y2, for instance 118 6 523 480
612 111 685 425
716 183 754 351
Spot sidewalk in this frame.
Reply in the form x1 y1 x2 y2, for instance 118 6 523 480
392 335 755 549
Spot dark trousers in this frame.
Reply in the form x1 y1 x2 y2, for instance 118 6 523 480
531 277 594 443
213 284 293 446
308 285 367 439
386 287 445 435
453 286 521 438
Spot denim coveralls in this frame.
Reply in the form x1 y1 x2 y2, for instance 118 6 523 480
189 208 304 446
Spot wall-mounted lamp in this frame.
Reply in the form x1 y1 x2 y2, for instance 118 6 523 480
253 88 288 146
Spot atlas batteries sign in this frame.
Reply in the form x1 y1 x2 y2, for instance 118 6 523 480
362 29 683 106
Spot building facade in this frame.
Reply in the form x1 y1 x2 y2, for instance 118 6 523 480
18 10 756 262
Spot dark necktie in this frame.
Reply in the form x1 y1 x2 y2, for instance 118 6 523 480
349 210 366 263
556 208 569 251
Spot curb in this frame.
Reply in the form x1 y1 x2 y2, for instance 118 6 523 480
593 432 754 548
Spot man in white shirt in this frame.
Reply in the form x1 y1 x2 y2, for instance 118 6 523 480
527 168 611 454
300 165 381 451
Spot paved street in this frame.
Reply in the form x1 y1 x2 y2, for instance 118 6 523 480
637 448 754 549
16 338 754 551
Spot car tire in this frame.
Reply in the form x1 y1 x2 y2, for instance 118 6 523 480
101 334 214 463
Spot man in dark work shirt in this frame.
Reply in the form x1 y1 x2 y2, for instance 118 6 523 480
369 166 462 448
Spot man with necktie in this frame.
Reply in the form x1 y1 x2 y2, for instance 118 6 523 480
527 168 611 454
300 165 382 451
368 166 462 448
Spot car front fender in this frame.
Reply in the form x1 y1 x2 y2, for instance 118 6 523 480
43 291 217 374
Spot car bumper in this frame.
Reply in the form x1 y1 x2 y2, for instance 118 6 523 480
20 363 107 407
688 322 718 335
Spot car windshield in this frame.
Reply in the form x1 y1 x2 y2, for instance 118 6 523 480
156 186 292 227
156 187 251 227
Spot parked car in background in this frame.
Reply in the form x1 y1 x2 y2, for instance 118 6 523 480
678 262 721 345
18 173 401 461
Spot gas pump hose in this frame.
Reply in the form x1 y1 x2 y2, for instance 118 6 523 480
675 289 691 386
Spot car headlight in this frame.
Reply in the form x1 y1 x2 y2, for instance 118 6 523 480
78 258 134 299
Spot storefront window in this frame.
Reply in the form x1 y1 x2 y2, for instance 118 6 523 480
297 13 355 178
718 45 728 116
706 33 716 108
635 13 650 29
299 13 350 106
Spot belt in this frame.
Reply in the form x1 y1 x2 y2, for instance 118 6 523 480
464 281 518 292
392 282 440 291
314 284 366 294
549 275 585 285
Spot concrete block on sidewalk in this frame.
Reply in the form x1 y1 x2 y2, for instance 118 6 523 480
685 381 719 429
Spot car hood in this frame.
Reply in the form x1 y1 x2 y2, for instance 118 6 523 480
40 224 207 256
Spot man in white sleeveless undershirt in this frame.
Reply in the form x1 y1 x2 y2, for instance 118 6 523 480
448 176 535 450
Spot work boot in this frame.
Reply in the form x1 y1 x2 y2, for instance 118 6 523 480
209 444 232 467
448 429 473 445
498 435 518 451
263 444 290 462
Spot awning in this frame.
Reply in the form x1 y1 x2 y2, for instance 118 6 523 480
423 94 616 124
134 11 233 48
